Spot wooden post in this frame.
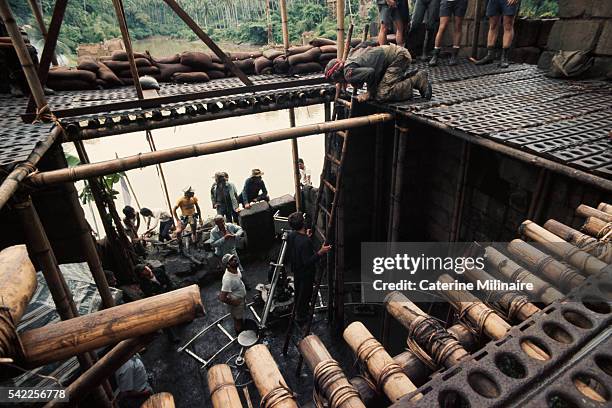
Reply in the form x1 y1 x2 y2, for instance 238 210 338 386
484 246 564 305
336 0 345 60
0 245 37 323
462 267 541 322
26 0 58 65
343 322 421 402
44 336 152 407
577 204 612 223
520 220 607 276
289 101 302 213
598 202 612 215
389 126 409 242
384 291 469 368
20 285 204 367
142 393 176 408
471 0 483 58
543 219 611 263
582 217 611 239
244 344 298 408
506 239 585 292
299 335 365 408
207 364 243 408
279 0 290 52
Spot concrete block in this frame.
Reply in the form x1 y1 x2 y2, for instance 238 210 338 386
239 200 274 253
595 21 612 56
547 20 602 51
592 1 612 17
269 194 296 216
538 19 557 48
558 0 592 18
515 18 541 48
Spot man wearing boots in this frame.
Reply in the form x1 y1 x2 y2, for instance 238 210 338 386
324 44 432 103
474 0 520 68
429 0 468 66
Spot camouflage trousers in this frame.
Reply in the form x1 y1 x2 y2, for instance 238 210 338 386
373 45 414 103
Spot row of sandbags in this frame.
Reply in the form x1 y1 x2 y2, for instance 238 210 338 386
46 37 359 91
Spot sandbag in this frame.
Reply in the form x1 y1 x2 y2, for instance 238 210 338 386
254 56 273 74
210 62 226 71
111 50 149 61
287 45 313 55
77 56 100 72
172 71 210 83
206 70 225 80
96 62 124 86
117 65 161 77
153 54 181 64
48 67 97 83
229 51 262 60
547 50 594 78
232 58 255 75
262 49 284 60
180 51 213 70
47 79 98 91
156 63 193 81
103 58 151 72
288 47 321 65
350 38 362 47
319 53 337 63
260 66 273 75
320 45 337 54
140 75 160 90
289 62 322 75
210 53 223 63
309 37 336 47
95 78 107 88
273 55 290 74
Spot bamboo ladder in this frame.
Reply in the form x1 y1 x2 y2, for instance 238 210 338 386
281 26 356 374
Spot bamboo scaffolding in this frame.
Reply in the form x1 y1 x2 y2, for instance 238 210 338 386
598 202 612 215
207 364 243 408
29 114 393 186
19 285 203 367
577 204 612 223
544 219 611 263
582 217 612 240
384 291 469 369
520 220 608 276
142 393 176 408
484 246 564 305
506 239 585 292
337 0 345 60
26 0 58 65
463 267 541 322
279 0 289 51
0 246 37 323
244 344 298 408
344 322 421 402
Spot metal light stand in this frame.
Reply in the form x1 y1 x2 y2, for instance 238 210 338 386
259 229 290 330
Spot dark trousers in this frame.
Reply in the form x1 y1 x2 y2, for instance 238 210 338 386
159 219 173 242
217 206 239 224
294 272 315 324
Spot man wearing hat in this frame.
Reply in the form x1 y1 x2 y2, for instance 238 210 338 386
210 172 240 224
241 169 269 209
219 253 247 333
172 186 202 246
324 44 432 103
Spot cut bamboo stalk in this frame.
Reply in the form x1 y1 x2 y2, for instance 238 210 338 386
279 0 289 52
506 239 585 292
484 246 564 305
244 344 298 408
20 285 204 367
384 291 469 368
544 219 612 263
582 217 612 240
207 364 243 408
447 324 478 352
520 220 608 276
142 393 176 408
597 202 612 215
463 267 541 321
0 245 37 323
299 335 365 408
577 204 612 223
343 322 421 402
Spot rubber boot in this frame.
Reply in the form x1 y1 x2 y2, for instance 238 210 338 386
474 47 495 65
449 47 459 66
429 48 441 66
499 48 510 68
411 70 433 100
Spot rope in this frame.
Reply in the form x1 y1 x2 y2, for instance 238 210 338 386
355 337 403 392
260 381 297 408
557 265 580 292
458 303 494 338
312 360 360 408
598 223 612 242
209 382 235 399
405 314 464 371
561 245 589 272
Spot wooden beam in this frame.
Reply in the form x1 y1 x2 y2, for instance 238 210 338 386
26 0 58 65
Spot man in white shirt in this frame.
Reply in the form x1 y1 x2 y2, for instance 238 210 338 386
218 253 247 333
115 354 153 407
140 207 173 242
298 158 312 187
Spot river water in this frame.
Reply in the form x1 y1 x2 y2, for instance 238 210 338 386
67 106 325 237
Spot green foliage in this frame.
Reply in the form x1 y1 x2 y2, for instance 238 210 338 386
65 152 124 204
520 0 558 18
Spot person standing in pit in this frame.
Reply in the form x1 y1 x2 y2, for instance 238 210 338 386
211 172 240 224
429 0 468 66
173 187 202 245
474 0 520 68
218 253 247 333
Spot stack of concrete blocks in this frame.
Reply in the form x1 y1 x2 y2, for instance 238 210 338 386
538 0 612 78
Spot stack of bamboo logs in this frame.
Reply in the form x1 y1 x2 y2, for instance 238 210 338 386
207 364 243 408
245 344 298 408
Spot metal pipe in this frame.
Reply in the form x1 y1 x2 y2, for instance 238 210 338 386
30 114 393 186
26 0 58 66
404 113 612 192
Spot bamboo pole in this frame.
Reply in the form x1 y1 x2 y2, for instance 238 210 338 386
462 267 541 322
388 126 409 242
244 344 298 408
577 204 612 223
20 285 203 367
470 0 483 58
543 219 612 263
0 245 37 323
142 393 176 408
299 335 365 408
582 217 611 239
26 0 58 65
29 114 393 186
279 0 289 51
289 110 302 212
598 202 612 215
506 239 585 292
337 0 345 59
111 0 144 100
0 0 48 111
484 246 564 305
384 291 469 368
520 220 607 276
44 336 152 407
343 322 421 402
207 364 242 408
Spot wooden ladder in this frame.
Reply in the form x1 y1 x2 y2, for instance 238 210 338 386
281 95 354 371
